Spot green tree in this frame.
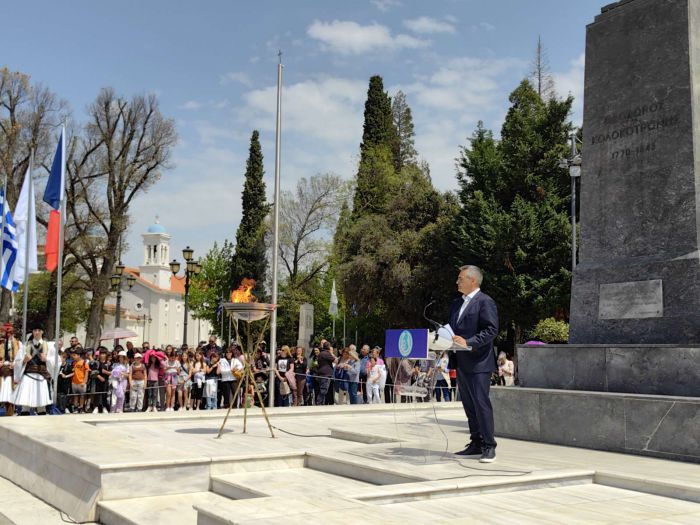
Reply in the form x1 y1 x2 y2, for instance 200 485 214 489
360 75 395 152
231 130 269 296
339 164 458 343
189 240 234 333
16 271 89 335
352 76 397 221
453 79 573 348
391 90 417 172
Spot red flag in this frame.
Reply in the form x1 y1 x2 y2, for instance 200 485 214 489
45 210 60 272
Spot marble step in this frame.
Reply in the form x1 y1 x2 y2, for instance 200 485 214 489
98 492 232 525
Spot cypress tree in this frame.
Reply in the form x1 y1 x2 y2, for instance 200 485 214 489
231 130 270 295
360 75 395 152
351 75 397 220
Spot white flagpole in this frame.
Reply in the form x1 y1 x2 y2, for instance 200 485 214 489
52 124 67 406
21 150 34 342
268 51 283 408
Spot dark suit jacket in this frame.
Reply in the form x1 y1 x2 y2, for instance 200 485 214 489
448 291 499 374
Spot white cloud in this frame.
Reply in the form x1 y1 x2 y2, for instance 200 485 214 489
371 0 401 12
478 21 495 31
403 16 456 34
179 100 202 110
239 76 366 145
394 56 528 189
125 144 244 266
553 53 585 125
307 20 429 55
220 71 252 86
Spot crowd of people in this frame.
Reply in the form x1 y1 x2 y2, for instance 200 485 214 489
0 322 516 416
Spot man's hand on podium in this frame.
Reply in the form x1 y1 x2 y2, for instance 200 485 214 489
452 336 469 348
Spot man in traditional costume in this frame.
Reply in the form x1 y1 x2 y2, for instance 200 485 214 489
0 323 20 416
13 327 51 415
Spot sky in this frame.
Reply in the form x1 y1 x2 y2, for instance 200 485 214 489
2 0 604 268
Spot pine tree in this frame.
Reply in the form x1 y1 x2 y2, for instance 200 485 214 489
391 90 417 172
231 130 270 295
453 80 573 348
530 36 555 100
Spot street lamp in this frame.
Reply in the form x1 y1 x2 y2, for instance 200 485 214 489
559 132 583 272
170 246 202 346
111 262 135 328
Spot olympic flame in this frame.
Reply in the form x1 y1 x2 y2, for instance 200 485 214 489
231 278 257 303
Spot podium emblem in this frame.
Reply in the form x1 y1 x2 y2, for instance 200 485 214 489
398 330 413 357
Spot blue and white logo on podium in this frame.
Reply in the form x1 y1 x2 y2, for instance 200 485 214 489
385 329 428 359
398 330 413 357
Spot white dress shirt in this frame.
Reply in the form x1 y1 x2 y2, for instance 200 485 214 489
458 288 481 320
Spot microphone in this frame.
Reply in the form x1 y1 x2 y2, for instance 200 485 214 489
423 300 442 342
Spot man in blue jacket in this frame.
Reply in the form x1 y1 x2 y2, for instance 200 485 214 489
450 265 499 463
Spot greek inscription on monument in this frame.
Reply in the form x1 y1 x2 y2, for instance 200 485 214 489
598 280 663 320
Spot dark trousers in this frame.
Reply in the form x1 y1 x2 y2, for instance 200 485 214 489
457 369 496 448
94 381 109 412
316 377 332 406
359 374 368 403
220 380 234 408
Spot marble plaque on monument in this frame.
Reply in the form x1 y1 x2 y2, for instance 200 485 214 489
598 280 663 319
568 0 700 344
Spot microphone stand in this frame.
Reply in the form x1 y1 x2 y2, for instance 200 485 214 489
423 301 442 343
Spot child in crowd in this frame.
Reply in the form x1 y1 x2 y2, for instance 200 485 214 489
204 353 220 410
164 346 181 412
110 351 130 413
129 353 146 412
191 353 206 410
367 356 382 403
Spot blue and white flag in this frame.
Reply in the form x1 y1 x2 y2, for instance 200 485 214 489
0 190 19 291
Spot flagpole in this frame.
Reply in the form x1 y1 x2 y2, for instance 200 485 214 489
0 172 7 287
21 150 34 343
268 50 283 408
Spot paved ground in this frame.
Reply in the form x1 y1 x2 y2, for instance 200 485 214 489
0 402 698 524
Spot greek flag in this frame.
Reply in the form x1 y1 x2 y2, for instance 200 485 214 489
0 190 18 291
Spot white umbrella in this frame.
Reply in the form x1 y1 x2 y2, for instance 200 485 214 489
99 327 138 341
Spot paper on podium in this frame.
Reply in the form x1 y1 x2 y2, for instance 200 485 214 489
429 324 472 352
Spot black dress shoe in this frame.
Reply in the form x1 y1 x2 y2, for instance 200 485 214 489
454 441 483 457
479 446 496 463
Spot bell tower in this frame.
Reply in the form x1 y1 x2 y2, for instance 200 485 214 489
140 217 172 289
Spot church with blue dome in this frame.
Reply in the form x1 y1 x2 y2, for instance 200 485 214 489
74 218 213 347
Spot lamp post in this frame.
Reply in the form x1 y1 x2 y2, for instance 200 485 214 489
170 246 201 346
110 262 136 328
559 132 582 272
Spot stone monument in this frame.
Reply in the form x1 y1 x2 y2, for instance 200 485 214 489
569 0 700 345
296 303 314 353
519 0 700 398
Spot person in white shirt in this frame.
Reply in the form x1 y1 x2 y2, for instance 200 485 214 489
367 357 382 403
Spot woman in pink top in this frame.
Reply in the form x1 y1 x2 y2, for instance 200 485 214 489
146 354 164 412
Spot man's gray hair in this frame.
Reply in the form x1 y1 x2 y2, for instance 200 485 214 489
459 265 484 286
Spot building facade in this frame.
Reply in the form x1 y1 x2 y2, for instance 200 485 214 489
74 220 212 348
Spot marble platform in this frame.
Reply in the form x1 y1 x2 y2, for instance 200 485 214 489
0 403 698 524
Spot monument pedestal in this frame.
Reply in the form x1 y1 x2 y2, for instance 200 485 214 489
516 344 700 397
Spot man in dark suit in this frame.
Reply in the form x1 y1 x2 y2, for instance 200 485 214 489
450 265 499 463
